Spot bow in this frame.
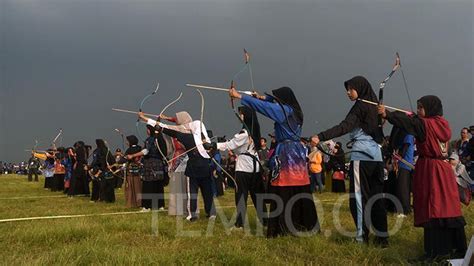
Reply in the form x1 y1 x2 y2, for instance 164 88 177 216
136 82 160 142
196 87 239 191
195 89 206 142
378 53 401 127
32 139 39 153
114 128 126 151
155 92 183 161
51 128 63 150
104 140 125 179
158 92 183 119
397 53 414 112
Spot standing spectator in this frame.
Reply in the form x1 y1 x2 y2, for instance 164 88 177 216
258 137 270 190
449 153 473 205
210 147 224 197
329 142 346 193
467 126 474 178
27 153 41 182
268 134 277 158
114 148 125 188
453 127 470 164
395 130 415 217
308 146 324 193
63 147 75 194
224 150 237 188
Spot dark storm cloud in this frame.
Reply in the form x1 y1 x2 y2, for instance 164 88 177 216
1 0 472 162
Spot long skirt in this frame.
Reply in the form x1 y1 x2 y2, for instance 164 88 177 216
100 177 115 203
90 179 101 201
125 173 142 208
52 174 64 192
168 171 188 216
423 218 467 259
141 180 165 209
44 176 54 189
69 166 88 196
331 179 346 193
266 185 319 237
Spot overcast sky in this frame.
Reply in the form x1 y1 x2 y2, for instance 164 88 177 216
1 0 473 162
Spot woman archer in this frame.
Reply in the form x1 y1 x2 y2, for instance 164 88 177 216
209 105 268 229
229 85 319 237
378 95 467 261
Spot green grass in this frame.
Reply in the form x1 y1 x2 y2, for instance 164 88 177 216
0 174 472 265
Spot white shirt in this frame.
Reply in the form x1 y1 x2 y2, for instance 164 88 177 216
147 118 210 159
217 130 260 173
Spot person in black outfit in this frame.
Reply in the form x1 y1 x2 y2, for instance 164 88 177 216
138 111 216 221
126 125 168 210
90 139 116 203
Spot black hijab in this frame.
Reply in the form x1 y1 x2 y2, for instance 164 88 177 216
95 139 108 156
344 76 378 102
345 76 383 143
417 95 443 117
125 135 142 155
73 141 87 164
126 135 139 147
238 105 261 149
271 87 304 125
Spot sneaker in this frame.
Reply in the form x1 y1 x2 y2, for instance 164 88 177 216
158 207 166 212
140 207 151 212
397 213 407 218
187 217 198 222
208 215 216 220
186 215 197 222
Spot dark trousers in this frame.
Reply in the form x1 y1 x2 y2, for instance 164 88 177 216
234 171 267 227
310 172 323 193
28 170 38 182
141 180 165 209
396 168 412 214
349 161 388 243
91 179 101 201
189 175 216 217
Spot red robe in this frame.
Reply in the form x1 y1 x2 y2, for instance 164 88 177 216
413 116 462 226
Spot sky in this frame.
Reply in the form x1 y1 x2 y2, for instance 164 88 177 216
1 0 473 162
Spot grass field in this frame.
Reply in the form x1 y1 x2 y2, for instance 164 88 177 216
0 174 472 265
